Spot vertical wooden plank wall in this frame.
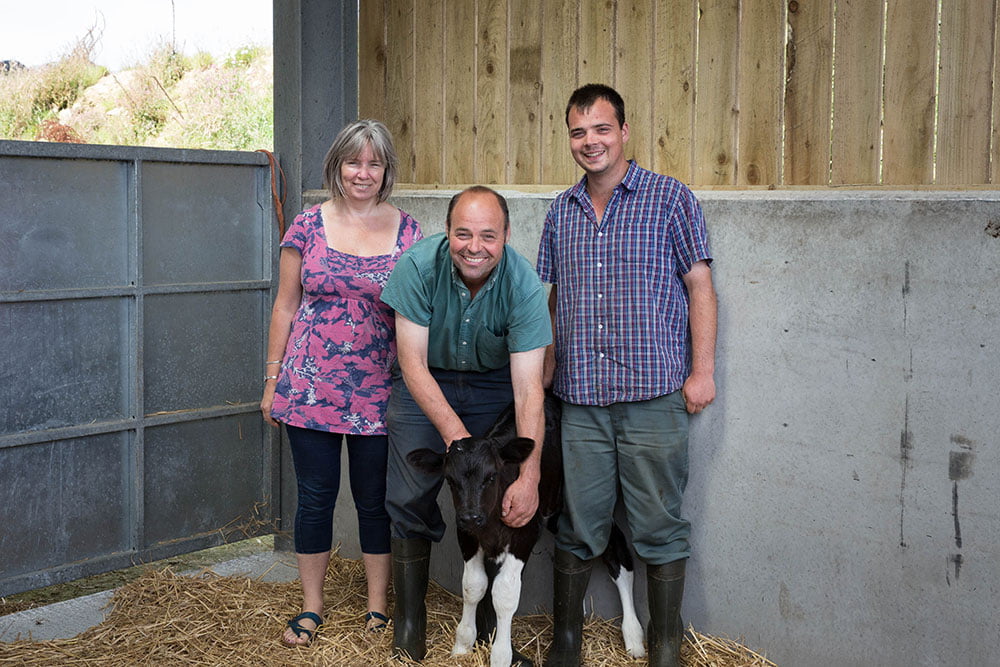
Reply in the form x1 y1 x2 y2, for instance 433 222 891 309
358 0 1000 187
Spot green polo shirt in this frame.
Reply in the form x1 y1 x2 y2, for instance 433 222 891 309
381 233 552 372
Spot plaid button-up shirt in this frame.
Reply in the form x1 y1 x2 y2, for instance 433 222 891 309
536 161 712 406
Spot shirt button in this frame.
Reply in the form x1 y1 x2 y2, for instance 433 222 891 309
599 352 605 358
598 232 604 237
461 341 468 345
598 323 604 330
597 262 602 268
597 293 603 299
465 318 470 323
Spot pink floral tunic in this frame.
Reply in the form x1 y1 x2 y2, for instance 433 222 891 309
270 204 423 435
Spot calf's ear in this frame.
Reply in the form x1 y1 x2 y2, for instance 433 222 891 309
499 437 535 465
407 448 444 473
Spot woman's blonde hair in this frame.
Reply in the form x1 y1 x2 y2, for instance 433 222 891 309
322 119 398 203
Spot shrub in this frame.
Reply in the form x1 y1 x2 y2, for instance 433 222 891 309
146 42 188 87
0 28 106 139
225 45 264 69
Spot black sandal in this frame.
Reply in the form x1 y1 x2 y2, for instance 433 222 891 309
364 610 389 632
285 611 323 645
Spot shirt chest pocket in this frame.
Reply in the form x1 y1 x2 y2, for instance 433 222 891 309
475 329 509 366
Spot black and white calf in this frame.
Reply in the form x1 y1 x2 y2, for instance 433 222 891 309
407 395 644 667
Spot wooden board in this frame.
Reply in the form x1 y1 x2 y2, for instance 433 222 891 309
652 0 696 181
540 0 580 184
510 0 543 183
784 0 834 185
476 0 509 184
385 0 415 181
443 0 476 184
937 0 995 184
737 0 784 186
882 0 937 185
578 0 614 86
830 0 884 184
413 0 445 183
693 0 739 185
358 0 386 121
616 0 654 167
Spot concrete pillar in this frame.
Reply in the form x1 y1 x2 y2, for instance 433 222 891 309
272 0 358 551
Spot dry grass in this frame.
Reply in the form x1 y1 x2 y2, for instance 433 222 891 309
0 553 775 666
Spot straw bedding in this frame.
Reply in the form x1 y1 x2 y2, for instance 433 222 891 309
0 552 775 666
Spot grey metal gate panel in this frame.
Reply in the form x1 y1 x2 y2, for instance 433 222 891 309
0 141 279 596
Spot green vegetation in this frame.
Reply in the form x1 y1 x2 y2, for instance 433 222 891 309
0 30 273 151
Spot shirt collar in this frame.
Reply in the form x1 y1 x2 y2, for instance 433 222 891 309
569 160 640 203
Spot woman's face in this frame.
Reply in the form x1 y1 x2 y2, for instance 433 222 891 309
339 142 385 202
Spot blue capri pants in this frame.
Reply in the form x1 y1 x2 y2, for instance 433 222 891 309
286 425 391 555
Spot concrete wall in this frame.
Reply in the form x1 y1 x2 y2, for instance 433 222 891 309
319 188 1000 666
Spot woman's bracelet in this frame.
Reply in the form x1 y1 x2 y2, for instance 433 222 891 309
265 360 281 365
264 375 279 381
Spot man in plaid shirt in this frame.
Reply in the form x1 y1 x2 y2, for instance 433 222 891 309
537 84 717 667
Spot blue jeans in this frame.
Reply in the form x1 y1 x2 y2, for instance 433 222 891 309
557 390 691 565
385 364 513 541
286 425 391 555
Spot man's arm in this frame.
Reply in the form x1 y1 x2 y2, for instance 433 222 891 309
501 346 546 527
681 260 717 414
395 313 471 446
542 285 558 388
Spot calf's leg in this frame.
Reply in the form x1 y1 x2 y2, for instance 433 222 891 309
491 552 526 667
602 523 644 657
453 548 488 656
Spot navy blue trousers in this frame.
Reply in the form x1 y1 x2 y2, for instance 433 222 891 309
286 425 391 555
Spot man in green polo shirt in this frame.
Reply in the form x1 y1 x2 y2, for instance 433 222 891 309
380 185 551 662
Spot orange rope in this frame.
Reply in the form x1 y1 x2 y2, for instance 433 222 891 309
256 149 287 239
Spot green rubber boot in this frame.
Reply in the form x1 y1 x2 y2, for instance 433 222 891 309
544 549 593 666
646 558 686 667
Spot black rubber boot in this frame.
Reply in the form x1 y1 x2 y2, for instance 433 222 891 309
544 549 593 667
646 558 686 667
391 537 431 661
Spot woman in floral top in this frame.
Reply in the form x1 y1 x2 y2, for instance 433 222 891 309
261 120 422 645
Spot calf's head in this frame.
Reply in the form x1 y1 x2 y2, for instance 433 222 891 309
408 435 535 533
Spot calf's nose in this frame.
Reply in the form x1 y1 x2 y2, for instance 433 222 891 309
458 512 485 529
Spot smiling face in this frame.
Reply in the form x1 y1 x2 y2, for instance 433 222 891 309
567 97 630 181
447 190 510 296
339 141 385 203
